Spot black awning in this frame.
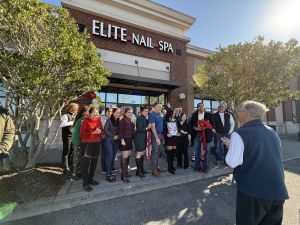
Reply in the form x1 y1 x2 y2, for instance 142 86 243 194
108 73 181 90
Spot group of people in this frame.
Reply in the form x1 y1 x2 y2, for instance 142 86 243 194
0 98 289 225
60 101 237 191
59 99 289 225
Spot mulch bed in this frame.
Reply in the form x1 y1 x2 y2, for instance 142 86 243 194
0 163 68 205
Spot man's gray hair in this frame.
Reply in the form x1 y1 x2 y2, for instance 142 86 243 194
240 101 269 120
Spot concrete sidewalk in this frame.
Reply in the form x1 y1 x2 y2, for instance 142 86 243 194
1 137 300 223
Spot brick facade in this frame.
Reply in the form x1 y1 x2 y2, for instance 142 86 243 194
267 108 276 121
282 101 293 121
66 8 189 112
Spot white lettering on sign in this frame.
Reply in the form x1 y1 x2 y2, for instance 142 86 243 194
92 20 100 35
158 41 174 53
120 28 127 42
92 20 173 53
132 33 154 48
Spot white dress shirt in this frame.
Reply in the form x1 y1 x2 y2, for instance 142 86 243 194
198 112 204 121
218 112 235 134
225 132 244 168
60 114 74 128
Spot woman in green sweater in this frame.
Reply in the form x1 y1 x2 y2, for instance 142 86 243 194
71 106 88 180
134 106 151 178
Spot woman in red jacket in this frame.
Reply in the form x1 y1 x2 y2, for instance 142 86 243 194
118 107 135 183
80 106 104 192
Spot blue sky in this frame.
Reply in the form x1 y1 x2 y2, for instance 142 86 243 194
42 0 300 51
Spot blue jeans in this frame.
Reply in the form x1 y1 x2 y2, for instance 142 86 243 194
194 132 211 170
105 138 119 175
216 133 230 161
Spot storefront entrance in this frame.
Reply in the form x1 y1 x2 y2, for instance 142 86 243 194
97 87 166 115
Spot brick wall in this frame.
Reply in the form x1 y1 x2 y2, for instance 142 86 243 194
282 101 293 121
267 108 276 121
66 8 189 112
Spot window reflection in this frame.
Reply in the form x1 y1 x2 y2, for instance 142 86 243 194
96 92 106 102
194 98 220 113
106 93 117 103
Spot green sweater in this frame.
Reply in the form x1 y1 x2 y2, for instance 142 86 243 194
71 117 83 146
0 107 15 154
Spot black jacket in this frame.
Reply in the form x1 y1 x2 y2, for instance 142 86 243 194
189 111 214 143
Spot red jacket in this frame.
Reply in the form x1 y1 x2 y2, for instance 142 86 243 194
80 117 104 143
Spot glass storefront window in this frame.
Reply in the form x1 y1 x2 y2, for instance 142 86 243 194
194 99 201 108
203 100 211 109
96 92 106 102
118 94 145 104
291 100 299 123
194 98 220 113
211 100 219 109
106 93 117 103
150 96 159 105
141 96 149 105
158 94 165 104
0 85 7 108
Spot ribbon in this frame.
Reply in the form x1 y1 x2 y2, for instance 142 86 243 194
198 119 212 171
146 130 151 160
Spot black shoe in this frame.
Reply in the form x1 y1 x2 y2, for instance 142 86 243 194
90 180 99 185
106 174 116 183
112 168 117 172
121 176 130 183
169 170 175 175
141 169 148 175
83 185 92 192
136 171 145 178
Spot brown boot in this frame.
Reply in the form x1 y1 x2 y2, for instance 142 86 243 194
121 157 129 183
152 168 160 176
156 167 162 173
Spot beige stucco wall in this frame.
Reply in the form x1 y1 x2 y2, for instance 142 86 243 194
186 54 207 114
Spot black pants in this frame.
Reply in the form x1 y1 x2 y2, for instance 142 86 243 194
62 135 74 170
81 142 101 186
100 139 106 172
177 137 189 169
236 191 285 225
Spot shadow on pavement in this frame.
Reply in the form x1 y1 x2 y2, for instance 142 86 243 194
284 158 300 175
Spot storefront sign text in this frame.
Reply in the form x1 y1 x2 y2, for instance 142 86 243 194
92 20 174 53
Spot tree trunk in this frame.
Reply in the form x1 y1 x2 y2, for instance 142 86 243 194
25 109 59 168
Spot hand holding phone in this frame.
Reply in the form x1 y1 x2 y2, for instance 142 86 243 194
221 137 230 147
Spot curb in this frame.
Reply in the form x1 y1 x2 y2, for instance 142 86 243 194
1 166 233 223
283 156 300 162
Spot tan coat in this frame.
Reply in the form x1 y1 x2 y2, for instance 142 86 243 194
0 107 15 154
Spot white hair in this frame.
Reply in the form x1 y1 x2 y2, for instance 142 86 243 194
240 101 269 120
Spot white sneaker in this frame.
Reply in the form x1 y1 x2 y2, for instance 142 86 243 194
192 153 195 161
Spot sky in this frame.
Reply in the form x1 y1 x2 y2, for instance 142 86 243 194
42 0 300 51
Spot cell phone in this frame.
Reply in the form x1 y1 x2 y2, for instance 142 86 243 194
221 137 229 141
221 137 230 145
